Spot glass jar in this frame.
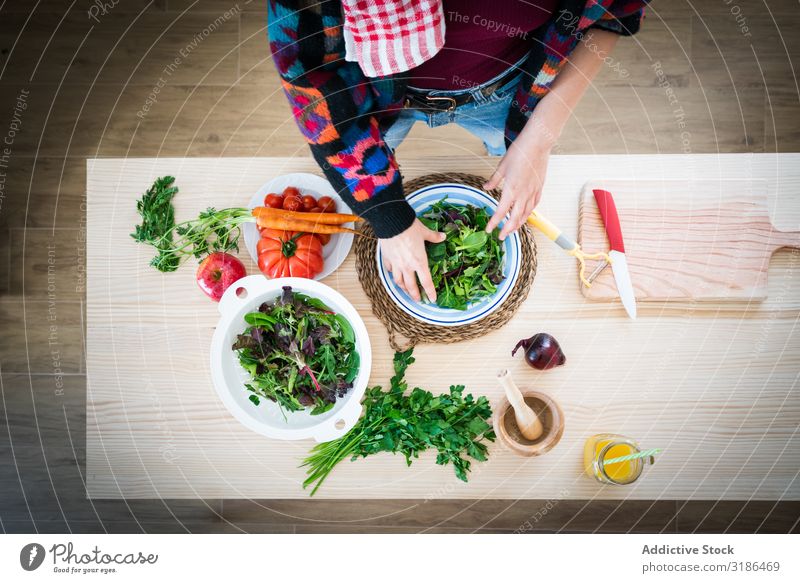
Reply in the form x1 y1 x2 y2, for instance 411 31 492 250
584 433 645 485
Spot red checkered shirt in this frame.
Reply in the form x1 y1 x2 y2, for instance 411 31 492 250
342 0 446 77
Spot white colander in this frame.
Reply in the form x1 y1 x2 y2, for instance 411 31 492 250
210 275 371 442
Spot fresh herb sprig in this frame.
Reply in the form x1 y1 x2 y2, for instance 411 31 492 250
420 199 505 310
301 349 495 495
131 176 180 272
131 176 252 272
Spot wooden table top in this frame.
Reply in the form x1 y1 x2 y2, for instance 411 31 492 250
87 154 800 500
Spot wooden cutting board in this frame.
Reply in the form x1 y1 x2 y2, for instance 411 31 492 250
578 180 800 301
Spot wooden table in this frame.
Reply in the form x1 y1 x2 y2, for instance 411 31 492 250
86 154 800 500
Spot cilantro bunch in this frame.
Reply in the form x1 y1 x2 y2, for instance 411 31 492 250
420 199 505 310
301 349 495 495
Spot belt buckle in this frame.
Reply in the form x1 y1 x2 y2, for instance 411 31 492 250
425 95 457 112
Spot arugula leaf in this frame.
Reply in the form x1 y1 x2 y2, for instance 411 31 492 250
319 343 337 380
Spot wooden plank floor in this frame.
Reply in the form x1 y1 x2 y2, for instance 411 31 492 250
1 0 799 533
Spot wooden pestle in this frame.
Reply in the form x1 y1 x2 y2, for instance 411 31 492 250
497 369 543 441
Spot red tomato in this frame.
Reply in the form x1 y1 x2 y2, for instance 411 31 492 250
301 195 318 211
317 233 331 245
282 195 302 212
257 229 324 279
282 186 301 199
317 196 336 213
264 193 284 208
309 206 323 213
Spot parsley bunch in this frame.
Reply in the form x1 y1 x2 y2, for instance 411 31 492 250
301 349 495 495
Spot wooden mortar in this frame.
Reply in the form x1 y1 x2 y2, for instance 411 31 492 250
493 390 564 457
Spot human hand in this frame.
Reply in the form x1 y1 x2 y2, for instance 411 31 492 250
484 134 552 240
379 219 446 302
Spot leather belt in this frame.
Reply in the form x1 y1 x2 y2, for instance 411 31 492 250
404 66 521 113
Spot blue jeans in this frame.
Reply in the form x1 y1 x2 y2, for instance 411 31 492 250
384 63 523 157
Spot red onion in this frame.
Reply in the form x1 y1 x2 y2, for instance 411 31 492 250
512 333 566 370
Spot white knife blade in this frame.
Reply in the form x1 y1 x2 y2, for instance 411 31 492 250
609 250 637 319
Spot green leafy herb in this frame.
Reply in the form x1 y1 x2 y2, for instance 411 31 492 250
132 176 253 272
131 176 180 272
233 286 360 416
301 349 495 495
421 198 505 310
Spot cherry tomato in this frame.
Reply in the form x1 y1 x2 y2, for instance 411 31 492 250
301 195 318 211
282 195 302 212
317 233 331 245
317 196 336 213
282 186 301 199
309 206 323 213
264 193 284 208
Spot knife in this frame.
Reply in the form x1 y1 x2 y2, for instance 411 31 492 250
592 189 637 319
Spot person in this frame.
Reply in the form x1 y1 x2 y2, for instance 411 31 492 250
268 0 649 301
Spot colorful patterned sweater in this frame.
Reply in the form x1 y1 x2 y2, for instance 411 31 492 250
268 0 650 238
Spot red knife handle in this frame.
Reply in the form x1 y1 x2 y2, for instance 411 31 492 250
592 189 625 253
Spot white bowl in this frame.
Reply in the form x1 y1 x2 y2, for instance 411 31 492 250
243 173 354 281
376 183 522 327
210 275 371 442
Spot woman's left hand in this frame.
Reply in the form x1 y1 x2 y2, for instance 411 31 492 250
484 134 551 240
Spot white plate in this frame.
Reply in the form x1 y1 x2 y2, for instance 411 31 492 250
210 275 371 443
244 173 354 281
376 183 522 327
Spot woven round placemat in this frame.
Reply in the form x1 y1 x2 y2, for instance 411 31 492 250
355 172 537 351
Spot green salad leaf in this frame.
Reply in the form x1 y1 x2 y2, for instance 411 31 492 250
421 199 505 310
232 286 359 416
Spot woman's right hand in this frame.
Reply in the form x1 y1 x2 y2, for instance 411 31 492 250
379 219 445 302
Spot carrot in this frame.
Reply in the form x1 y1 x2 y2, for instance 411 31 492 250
255 215 363 235
252 206 362 225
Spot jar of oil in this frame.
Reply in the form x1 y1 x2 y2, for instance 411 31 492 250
584 433 644 485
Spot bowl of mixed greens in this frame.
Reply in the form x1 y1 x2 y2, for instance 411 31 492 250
376 183 522 326
210 275 371 442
